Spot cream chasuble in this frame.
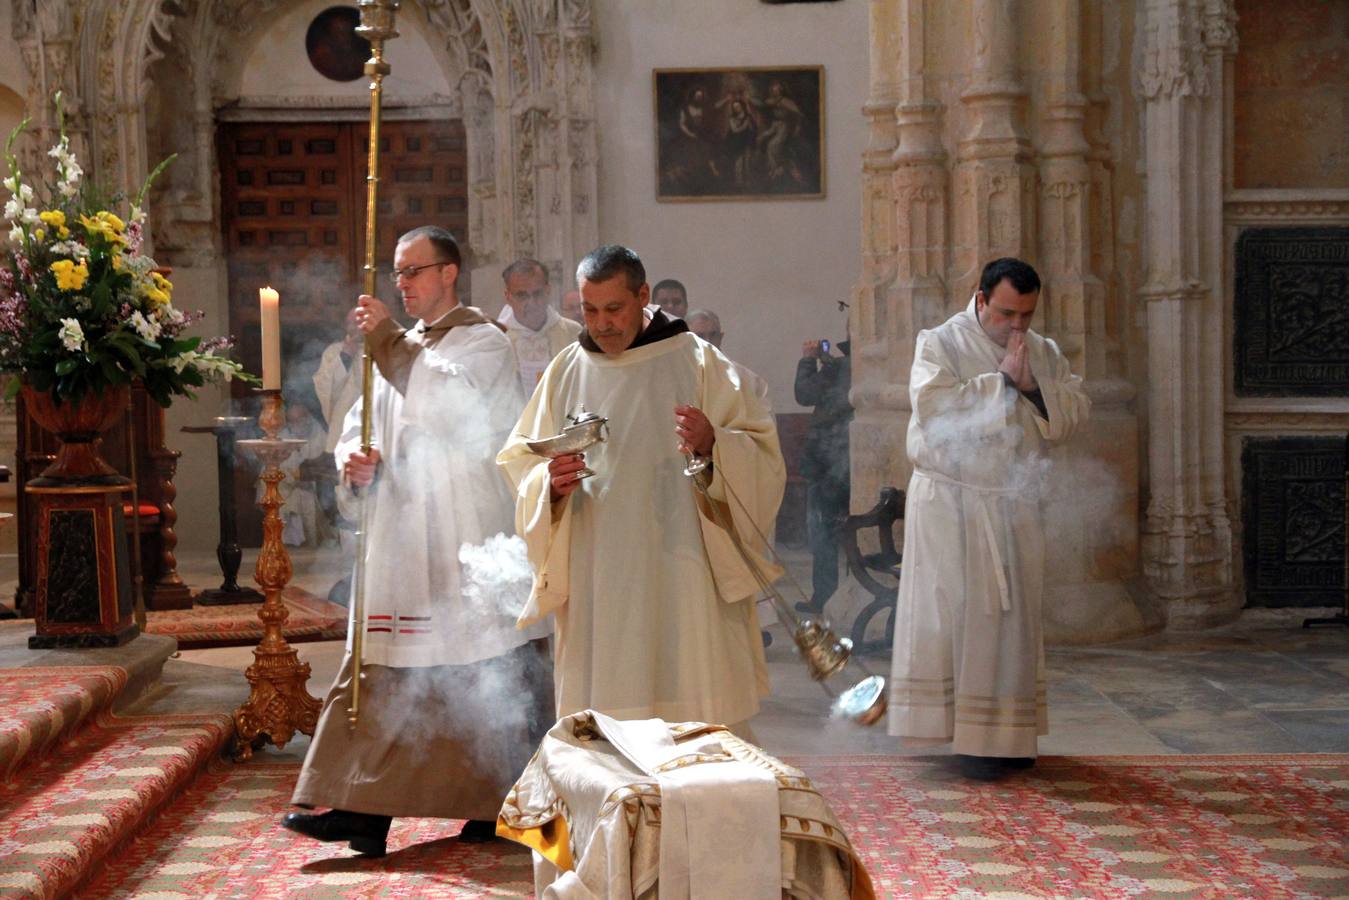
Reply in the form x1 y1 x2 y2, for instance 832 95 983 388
498 331 785 726
888 298 1089 757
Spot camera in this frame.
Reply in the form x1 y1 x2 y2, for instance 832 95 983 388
820 339 830 354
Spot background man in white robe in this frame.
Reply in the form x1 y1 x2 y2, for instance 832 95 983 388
498 245 785 732
312 307 363 456
283 226 552 855
888 257 1089 780
652 277 689 319
499 257 582 394
560 287 584 326
686 308 770 407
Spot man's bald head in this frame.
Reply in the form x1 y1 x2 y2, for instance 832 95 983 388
685 308 723 349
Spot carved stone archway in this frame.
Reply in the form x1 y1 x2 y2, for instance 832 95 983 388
29 0 599 279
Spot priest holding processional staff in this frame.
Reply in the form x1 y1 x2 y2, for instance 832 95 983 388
280 0 551 857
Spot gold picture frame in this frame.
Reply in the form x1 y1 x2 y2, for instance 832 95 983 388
654 65 825 202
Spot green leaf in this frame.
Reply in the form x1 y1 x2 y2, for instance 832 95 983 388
54 358 78 376
106 338 146 376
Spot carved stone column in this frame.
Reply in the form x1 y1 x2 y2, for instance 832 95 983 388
497 1 598 284
1136 0 1240 628
851 0 950 508
1033 0 1150 643
952 0 1036 290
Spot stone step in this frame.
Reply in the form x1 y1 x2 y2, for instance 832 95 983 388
0 667 128 781
0 711 231 900
0 628 179 782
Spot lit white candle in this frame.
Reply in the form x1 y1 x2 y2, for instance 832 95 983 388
259 286 281 390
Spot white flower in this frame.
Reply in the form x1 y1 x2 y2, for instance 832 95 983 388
58 180 79 199
20 208 40 227
128 310 161 341
50 241 89 259
169 350 241 382
125 255 154 276
7 224 23 245
3 197 21 221
58 318 85 352
17 183 32 203
159 305 185 326
129 205 146 224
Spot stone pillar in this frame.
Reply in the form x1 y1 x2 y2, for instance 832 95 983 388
952 0 1036 290
857 0 1153 643
1135 0 1240 628
851 0 950 508
1036 0 1150 643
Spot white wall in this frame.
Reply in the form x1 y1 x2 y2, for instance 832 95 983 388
591 0 867 411
237 0 450 103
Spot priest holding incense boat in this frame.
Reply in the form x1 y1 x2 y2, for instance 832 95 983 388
497 244 785 732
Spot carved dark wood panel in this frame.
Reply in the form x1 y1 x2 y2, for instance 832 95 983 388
1234 227 1349 396
1242 436 1346 607
218 118 469 545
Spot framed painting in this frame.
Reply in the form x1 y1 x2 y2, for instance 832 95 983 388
653 66 825 201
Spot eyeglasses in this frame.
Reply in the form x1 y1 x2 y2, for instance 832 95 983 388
390 262 448 284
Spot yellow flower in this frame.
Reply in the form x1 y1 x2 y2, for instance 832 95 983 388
79 211 126 245
34 229 44 242
38 211 70 237
140 271 172 306
50 259 89 291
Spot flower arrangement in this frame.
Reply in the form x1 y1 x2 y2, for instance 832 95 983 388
1 94 254 407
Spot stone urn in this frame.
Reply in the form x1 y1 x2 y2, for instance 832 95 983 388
21 383 132 486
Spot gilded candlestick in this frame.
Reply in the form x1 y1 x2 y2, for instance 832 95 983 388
232 390 322 761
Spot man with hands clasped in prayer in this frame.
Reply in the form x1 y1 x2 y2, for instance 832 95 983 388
887 257 1090 781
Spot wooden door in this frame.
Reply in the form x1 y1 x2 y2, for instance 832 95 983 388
218 118 469 545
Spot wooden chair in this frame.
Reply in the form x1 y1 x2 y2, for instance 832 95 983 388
841 486 904 654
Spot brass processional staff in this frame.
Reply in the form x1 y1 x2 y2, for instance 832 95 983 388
349 0 400 726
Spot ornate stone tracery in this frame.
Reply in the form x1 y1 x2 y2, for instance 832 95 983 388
14 0 599 278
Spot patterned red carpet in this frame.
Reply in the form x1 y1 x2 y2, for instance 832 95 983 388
142 587 347 648
0 666 127 780
82 761 536 899
0 711 232 899
81 754 1349 898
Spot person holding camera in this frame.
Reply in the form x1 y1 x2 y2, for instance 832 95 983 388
794 336 852 614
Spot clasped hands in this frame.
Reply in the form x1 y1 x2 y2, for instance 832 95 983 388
998 332 1038 393
549 404 714 500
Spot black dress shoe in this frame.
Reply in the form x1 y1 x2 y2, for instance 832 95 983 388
955 755 1036 781
458 819 498 843
281 809 392 857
